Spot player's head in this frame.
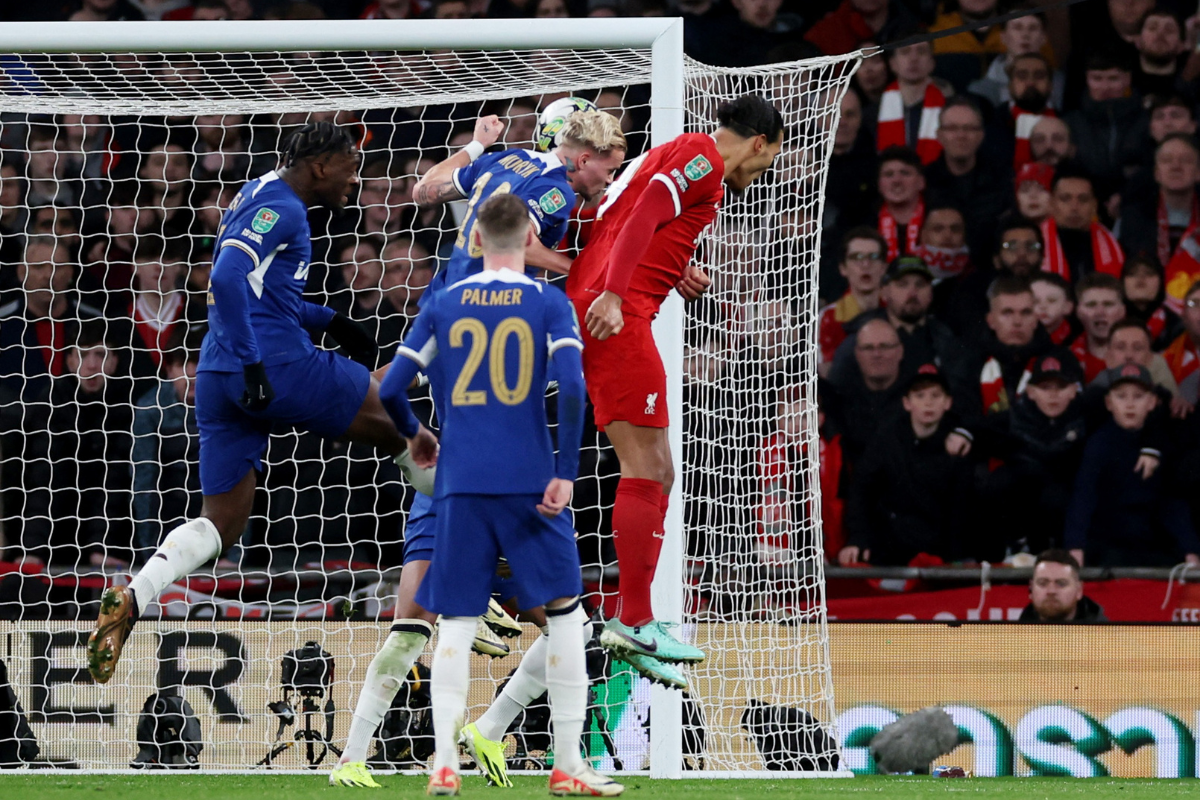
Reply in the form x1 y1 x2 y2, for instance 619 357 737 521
718 95 785 192
553 111 627 202
280 121 360 212
473 193 534 259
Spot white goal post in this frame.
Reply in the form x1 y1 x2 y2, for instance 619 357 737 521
0 19 858 777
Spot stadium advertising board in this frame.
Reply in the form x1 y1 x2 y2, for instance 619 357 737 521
831 623 1199 778
2 621 1196 775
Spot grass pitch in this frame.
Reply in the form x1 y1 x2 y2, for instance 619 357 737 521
0 775 1195 799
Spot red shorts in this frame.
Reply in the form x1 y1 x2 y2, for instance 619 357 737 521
573 299 668 431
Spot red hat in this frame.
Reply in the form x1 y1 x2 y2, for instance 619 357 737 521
1016 162 1053 192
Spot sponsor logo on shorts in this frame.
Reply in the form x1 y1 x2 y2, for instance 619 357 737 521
251 207 279 234
683 155 712 181
240 227 264 245
539 187 567 215
670 168 690 193
645 392 658 415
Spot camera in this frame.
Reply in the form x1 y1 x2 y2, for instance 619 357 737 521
280 641 334 697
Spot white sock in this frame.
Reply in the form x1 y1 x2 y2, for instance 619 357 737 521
475 633 548 742
431 616 477 773
545 603 589 774
340 620 433 764
128 518 223 615
474 621 593 742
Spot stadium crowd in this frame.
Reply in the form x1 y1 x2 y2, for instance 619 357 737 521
2 0 1200 599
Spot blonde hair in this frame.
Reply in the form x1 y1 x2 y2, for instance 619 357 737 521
558 110 627 155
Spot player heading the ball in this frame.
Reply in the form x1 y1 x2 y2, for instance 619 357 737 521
86 122 439 685
567 95 785 684
378 193 622 797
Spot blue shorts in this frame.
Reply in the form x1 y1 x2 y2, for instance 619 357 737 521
196 349 370 495
416 493 582 617
402 494 530 607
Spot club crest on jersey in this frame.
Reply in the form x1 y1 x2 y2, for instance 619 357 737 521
539 188 567 215
251 208 279 234
684 155 712 181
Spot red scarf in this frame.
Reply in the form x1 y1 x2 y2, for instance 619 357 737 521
878 81 944 165
1165 227 1200 313
1012 105 1054 171
1070 334 1109 384
1158 192 1200 268
979 357 1010 414
1048 318 1074 345
879 198 924 262
33 319 67 376
1164 332 1199 389
911 243 970 280
1041 216 1124 282
131 292 185 368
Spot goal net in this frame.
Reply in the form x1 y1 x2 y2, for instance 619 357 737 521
0 20 858 775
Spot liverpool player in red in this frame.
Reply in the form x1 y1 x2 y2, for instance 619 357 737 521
568 95 784 688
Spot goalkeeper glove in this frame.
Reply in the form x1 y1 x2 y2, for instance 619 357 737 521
241 362 275 412
327 312 379 366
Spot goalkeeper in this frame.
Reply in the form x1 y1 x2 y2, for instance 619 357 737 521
86 122 439 684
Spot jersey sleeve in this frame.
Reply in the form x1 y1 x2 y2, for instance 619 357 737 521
220 194 304 284
451 151 498 199
526 176 575 245
395 297 440 370
545 288 584 357
651 141 723 218
545 289 585 481
380 299 439 438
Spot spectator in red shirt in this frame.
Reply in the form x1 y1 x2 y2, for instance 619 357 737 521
803 0 917 57
818 226 887 376
1071 273 1126 383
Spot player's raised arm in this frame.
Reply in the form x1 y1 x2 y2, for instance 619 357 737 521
411 115 505 207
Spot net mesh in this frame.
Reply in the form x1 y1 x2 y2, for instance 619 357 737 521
0 41 857 772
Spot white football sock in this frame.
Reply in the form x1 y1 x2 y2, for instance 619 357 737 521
431 616 477 773
474 620 593 743
545 603 589 774
340 620 433 764
128 518 222 615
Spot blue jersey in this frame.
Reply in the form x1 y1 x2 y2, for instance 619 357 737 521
384 268 585 496
442 149 575 287
201 170 322 372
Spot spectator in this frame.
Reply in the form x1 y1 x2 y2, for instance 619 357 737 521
328 237 408 368
972 353 1087 557
825 317 906 473
360 0 430 19
1028 116 1075 168
1095 318 1181 403
913 204 971 283
1072 273 1127 383
529 0 568 16
132 332 201 557
982 53 1057 172
938 214 1043 338
380 236 433 319
17 321 135 569
1043 164 1124 283
971 275 1052 417
854 45 891 115
80 181 161 314
876 145 926 261
1014 161 1053 223
1121 94 1198 186
878 40 950 165
24 124 76 208
0 160 26 273
126 234 202 380
1065 362 1200 567
1018 549 1107 622
1131 7 1190 100
1162 278 1200 404
1121 254 1183 349
1065 53 1143 195
803 0 918 57
1031 272 1079 345
821 90 879 299
68 0 146 20
818 226 888 375
840 364 974 566
924 96 1011 258
687 0 802 67
0 235 102 402
968 11 1063 108
356 158 406 238
1119 134 1200 267
192 113 253 182
929 0 1005 92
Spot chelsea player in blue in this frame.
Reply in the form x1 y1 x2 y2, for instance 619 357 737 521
87 123 439 684
379 195 624 797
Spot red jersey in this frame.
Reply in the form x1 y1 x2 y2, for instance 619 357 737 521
1069 334 1108 384
567 133 724 320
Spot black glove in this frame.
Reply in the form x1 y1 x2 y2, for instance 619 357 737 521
240 362 274 412
326 312 379 367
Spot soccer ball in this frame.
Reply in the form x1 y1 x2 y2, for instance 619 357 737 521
535 96 599 153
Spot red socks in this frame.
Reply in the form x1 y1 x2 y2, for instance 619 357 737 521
612 477 665 627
